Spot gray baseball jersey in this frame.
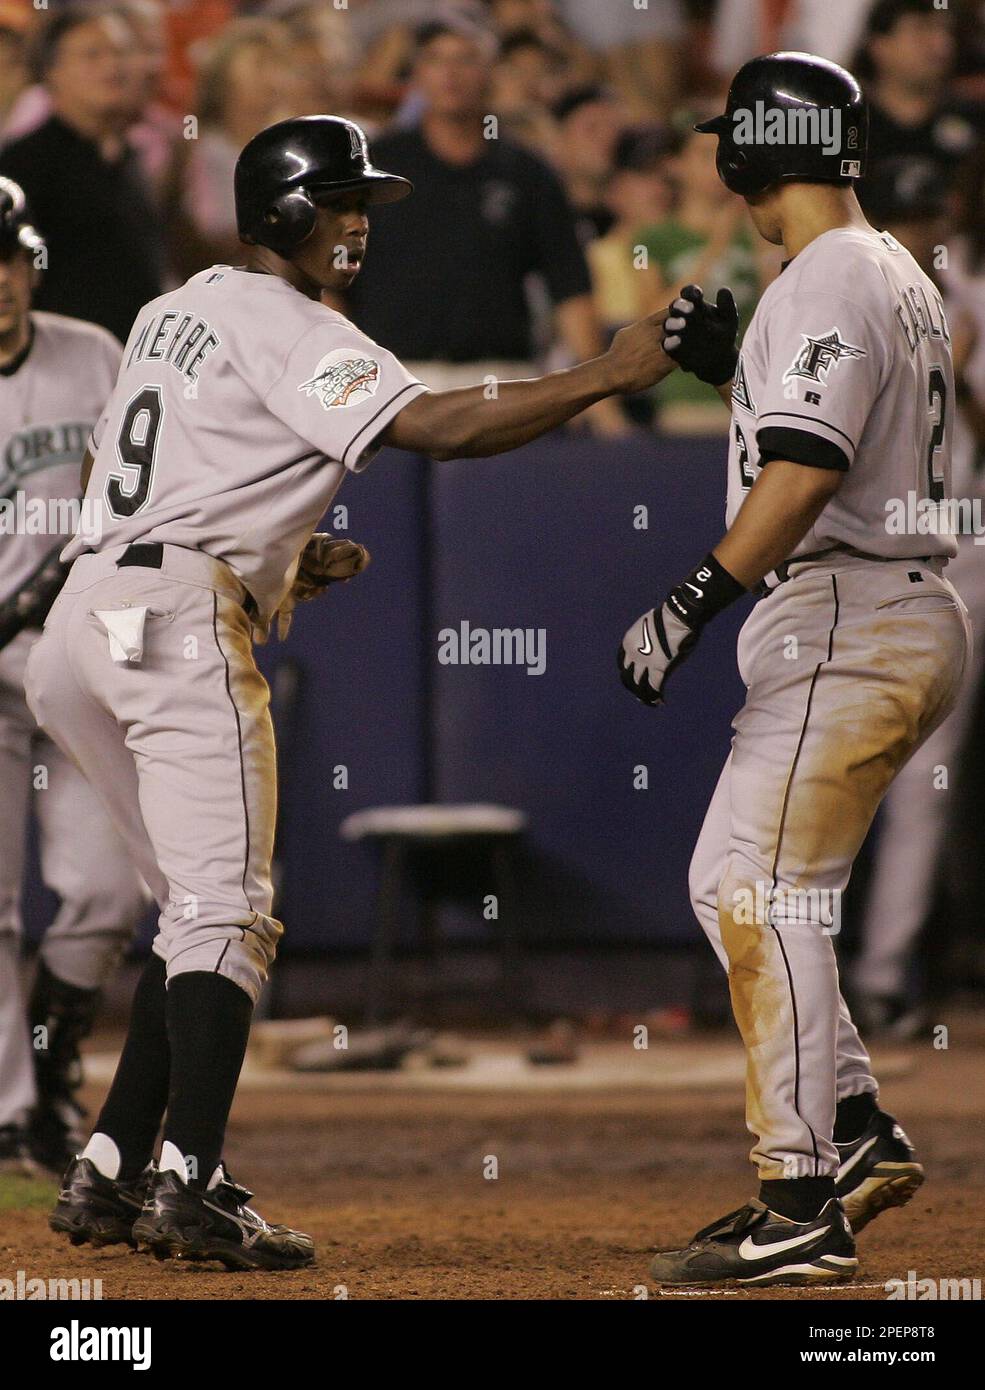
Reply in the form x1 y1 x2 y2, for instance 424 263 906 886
728 226 957 560
855 271 985 1001
0 311 121 604
64 266 428 626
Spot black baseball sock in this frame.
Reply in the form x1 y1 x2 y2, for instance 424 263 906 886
760 1176 837 1222
162 971 253 1187
834 1091 878 1143
93 952 170 1179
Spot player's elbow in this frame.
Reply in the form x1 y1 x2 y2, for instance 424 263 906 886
383 393 471 461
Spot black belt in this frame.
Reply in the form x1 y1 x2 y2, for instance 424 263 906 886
117 542 164 569
116 542 259 619
755 549 945 598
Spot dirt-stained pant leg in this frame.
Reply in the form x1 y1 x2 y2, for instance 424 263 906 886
689 755 877 1114
855 538 985 997
27 562 281 1005
689 557 970 1180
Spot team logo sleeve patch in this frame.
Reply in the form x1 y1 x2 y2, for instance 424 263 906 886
732 353 756 414
782 328 867 386
298 349 381 409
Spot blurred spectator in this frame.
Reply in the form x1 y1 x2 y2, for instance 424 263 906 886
489 28 567 151
488 0 597 89
854 0 984 215
587 125 674 334
636 119 764 434
157 0 233 114
587 125 675 427
345 18 631 435
556 0 686 121
851 157 985 1036
336 0 489 127
115 1 183 199
711 0 873 75
0 6 164 341
0 12 28 126
168 18 316 277
550 84 628 241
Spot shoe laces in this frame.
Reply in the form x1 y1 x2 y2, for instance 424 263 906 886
689 1200 765 1245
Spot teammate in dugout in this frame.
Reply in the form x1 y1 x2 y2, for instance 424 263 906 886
33 115 675 1269
0 178 147 1178
618 53 970 1287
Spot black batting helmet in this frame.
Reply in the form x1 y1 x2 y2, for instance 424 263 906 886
695 52 867 197
0 177 44 257
235 115 413 255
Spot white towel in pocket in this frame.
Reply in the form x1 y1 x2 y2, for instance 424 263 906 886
94 606 150 664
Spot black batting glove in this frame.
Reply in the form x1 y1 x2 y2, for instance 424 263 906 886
617 554 746 708
662 284 739 387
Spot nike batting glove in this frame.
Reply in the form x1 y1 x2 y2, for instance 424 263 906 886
618 603 699 707
617 554 746 707
663 284 739 387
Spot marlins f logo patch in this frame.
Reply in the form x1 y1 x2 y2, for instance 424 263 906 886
783 328 866 386
299 349 380 409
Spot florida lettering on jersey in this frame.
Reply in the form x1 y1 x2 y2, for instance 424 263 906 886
2 420 92 492
0 312 121 603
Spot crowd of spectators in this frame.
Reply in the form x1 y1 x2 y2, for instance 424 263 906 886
0 0 981 432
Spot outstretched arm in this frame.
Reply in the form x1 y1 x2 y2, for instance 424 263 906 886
381 312 674 460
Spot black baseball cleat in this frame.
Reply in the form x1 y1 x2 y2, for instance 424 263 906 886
836 1108 924 1235
132 1166 315 1271
50 1157 154 1247
649 1198 857 1288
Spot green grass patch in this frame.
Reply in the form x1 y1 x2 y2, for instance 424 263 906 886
0 1174 57 1210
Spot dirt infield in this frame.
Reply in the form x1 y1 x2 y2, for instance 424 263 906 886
2 1022 983 1301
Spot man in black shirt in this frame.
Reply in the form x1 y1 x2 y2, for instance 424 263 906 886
855 0 984 216
345 19 630 435
0 7 164 343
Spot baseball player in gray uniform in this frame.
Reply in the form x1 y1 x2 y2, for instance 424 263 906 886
0 178 146 1178
618 55 971 1287
853 252 985 1031
34 116 674 1269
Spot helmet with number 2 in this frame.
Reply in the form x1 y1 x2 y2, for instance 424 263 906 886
695 52 868 198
